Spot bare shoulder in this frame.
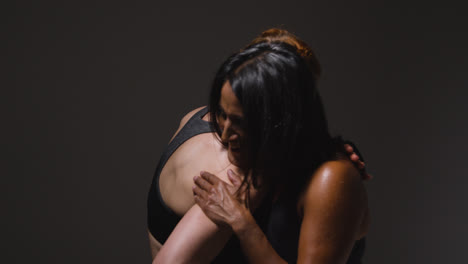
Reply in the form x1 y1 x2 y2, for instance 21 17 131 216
305 159 365 207
310 159 361 188
180 106 208 125
297 159 368 263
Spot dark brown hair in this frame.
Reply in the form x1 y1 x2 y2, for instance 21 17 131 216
247 28 322 79
209 42 336 192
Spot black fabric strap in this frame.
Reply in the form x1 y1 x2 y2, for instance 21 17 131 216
147 107 214 242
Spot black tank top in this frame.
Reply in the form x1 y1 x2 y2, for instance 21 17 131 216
147 107 365 263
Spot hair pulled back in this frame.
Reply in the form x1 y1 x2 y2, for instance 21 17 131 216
247 28 321 79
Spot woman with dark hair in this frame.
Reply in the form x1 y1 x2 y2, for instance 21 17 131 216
190 42 369 263
149 30 368 263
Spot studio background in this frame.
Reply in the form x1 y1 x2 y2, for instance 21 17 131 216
5 1 467 263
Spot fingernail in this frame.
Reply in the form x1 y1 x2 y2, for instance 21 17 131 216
194 175 198 181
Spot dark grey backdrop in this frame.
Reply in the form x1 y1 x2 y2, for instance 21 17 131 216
5 1 468 263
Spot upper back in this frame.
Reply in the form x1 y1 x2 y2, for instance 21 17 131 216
158 107 236 215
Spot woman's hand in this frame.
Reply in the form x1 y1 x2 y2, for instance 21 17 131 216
192 170 251 228
193 171 287 264
344 143 373 180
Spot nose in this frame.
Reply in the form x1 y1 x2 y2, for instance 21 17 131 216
220 119 238 144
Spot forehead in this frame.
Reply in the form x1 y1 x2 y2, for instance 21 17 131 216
220 82 243 117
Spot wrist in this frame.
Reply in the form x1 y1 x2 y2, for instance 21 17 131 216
231 208 255 236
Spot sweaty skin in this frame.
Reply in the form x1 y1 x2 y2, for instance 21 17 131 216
191 82 369 263
149 106 368 261
193 160 369 264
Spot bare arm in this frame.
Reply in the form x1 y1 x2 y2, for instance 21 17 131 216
297 160 367 263
153 204 232 264
152 106 232 263
193 161 368 264
154 169 247 262
231 211 287 264
193 170 285 263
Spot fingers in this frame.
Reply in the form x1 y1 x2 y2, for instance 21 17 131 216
193 194 203 206
228 169 250 196
347 149 365 172
193 176 210 199
227 169 242 187
194 175 213 192
350 153 360 162
193 185 209 200
357 161 365 170
344 143 372 181
200 171 220 184
363 172 373 181
344 143 354 154
345 144 362 163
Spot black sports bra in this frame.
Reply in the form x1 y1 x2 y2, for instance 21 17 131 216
147 107 365 263
147 107 212 242
147 107 250 263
